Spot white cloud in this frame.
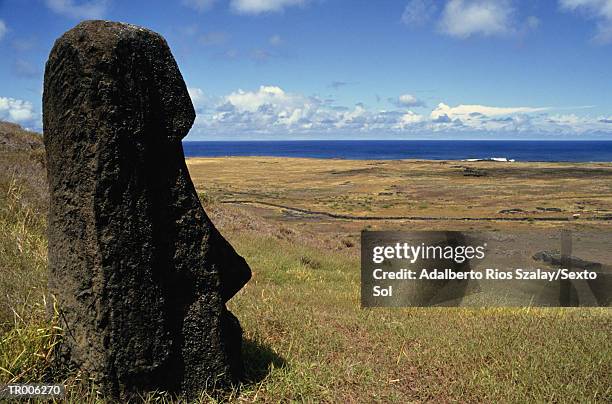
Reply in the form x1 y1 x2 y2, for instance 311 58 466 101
425 102 612 135
439 0 515 38
560 0 612 43
549 113 581 125
0 97 36 124
0 20 7 41
225 85 301 112
396 111 424 128
402 0 437 26
45 0 108 19
230 0 307 14
545 113 610 133
182 0 216 12
431 102 548 120
396 94 425 107
194 86 387 134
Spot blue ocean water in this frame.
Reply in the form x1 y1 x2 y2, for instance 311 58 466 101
182 140 612 162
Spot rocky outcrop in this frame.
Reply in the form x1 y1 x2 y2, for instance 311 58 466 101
43 20 250 400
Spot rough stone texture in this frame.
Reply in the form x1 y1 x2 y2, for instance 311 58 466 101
43 20 251 399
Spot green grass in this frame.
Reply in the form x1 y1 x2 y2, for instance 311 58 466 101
0 180 48 328
227 232 612 403
1 182 611 402
0 179 61 386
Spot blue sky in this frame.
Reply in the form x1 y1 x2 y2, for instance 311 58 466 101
1 0 612 139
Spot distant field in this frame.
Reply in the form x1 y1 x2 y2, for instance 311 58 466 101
1 125 610 403
187 157 612 234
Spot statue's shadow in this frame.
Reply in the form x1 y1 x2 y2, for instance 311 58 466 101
240 338 287 384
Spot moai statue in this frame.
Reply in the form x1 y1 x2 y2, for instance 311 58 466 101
43 20 251 399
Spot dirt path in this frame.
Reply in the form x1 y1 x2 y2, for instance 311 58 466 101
221 200 612 222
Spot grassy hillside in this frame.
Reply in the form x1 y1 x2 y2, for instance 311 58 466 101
0 121 48 327
0 121 610 402
0 121 59 393
228 230 611 402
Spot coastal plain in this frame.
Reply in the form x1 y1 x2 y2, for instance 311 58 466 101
187 157 612 233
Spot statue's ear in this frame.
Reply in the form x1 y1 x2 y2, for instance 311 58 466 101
143 35 195 141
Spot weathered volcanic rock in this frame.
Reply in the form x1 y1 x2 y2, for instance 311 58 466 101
43 20 251 399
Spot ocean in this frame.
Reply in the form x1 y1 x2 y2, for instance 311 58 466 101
182 140 612 162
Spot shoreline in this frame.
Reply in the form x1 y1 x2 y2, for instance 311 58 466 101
185 155 612 164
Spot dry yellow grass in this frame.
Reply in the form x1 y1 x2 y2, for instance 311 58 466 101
187 157 612 221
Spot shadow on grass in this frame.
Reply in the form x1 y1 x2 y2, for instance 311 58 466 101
241 338 287 384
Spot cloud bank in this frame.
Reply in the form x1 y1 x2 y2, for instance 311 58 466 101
184 85 611 138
